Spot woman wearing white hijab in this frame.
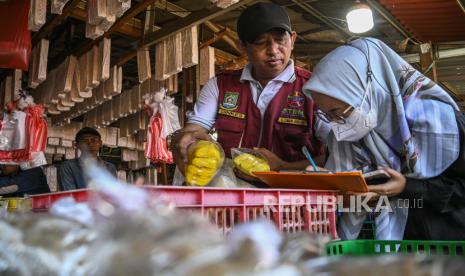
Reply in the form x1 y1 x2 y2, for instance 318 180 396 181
303 37 465 240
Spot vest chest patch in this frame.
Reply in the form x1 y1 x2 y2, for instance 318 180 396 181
218 108 246 119
287 91 305 108
221 91 239 110
279 91 307 125
278 117 307 126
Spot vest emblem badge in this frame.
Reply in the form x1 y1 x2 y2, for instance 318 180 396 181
287 91 304 108
221 91 239 110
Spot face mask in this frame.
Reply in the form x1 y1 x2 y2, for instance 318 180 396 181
330 78 377 142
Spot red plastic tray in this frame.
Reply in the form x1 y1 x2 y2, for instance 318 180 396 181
30 186 338 239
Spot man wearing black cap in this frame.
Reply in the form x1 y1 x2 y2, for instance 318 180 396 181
58 127 117 190
171 2 326 181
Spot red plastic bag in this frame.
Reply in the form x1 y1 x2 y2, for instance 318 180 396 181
0 99 47 163
145 113 173 164
0 0 31 70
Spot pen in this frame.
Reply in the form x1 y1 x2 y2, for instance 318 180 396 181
301 146 319 172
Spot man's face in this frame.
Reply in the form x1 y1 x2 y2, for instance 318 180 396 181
240 29 296 81
76 134 102 156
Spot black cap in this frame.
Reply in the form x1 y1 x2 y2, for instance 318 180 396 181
75 127 101 142
237 2 292 43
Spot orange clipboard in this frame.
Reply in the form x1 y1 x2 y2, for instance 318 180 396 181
254 171 369 193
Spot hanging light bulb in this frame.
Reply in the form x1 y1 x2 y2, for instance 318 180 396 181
346 1 374 33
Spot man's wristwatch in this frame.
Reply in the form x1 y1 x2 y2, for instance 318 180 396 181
166 129 183 151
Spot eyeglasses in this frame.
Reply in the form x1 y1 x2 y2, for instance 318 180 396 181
315 106 353 124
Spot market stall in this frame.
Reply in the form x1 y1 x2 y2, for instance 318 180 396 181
1 0 465 274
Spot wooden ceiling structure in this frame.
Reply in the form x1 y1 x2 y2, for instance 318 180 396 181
1 0 465 108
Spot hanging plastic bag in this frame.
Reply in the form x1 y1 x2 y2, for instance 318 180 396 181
24 103 48 153
185 140 225 186
145 113 173 163
231 148 270 177
0 110 27 151
145 89 181 138
144 89 181 164
157 95 181 139
0 94 47 164
0 0 31 70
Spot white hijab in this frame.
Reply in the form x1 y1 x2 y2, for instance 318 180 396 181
303 38 460 240
303 38 459 179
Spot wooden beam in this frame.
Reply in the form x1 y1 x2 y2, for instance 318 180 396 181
203 21 240 53
115 0 257 67
143 4 157 35
143 1 257 48
32 0 82 45
215 48 239 62
75 0 157 57
440 82 465 101
105 0 157 39
200 28 229 48
289 0 351 38
154 1 240 54
437 75 465 82
299 26 332 36
214 48 248 71
70 6 144 38
154 0 190 18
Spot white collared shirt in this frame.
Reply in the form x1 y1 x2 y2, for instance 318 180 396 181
187 60 296 130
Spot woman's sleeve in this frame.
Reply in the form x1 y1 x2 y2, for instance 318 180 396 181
400 111 465 213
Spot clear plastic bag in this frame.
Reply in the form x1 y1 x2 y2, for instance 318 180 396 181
231 148 270 177
185 140 225 186
172 158 255 188
0 111 27 151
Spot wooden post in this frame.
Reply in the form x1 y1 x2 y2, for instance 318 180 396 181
181 68 188 127
13 70 22 100
420 42 437 82
156 163 168 185
187 66 197 111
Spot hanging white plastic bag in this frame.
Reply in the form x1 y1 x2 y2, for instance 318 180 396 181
0 110 27 151
159 96 181 139
144 89 181 163
145 89 181 139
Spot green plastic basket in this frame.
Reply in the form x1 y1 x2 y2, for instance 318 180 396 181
326 240 465 257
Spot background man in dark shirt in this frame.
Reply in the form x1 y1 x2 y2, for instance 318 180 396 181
58 127 117 190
